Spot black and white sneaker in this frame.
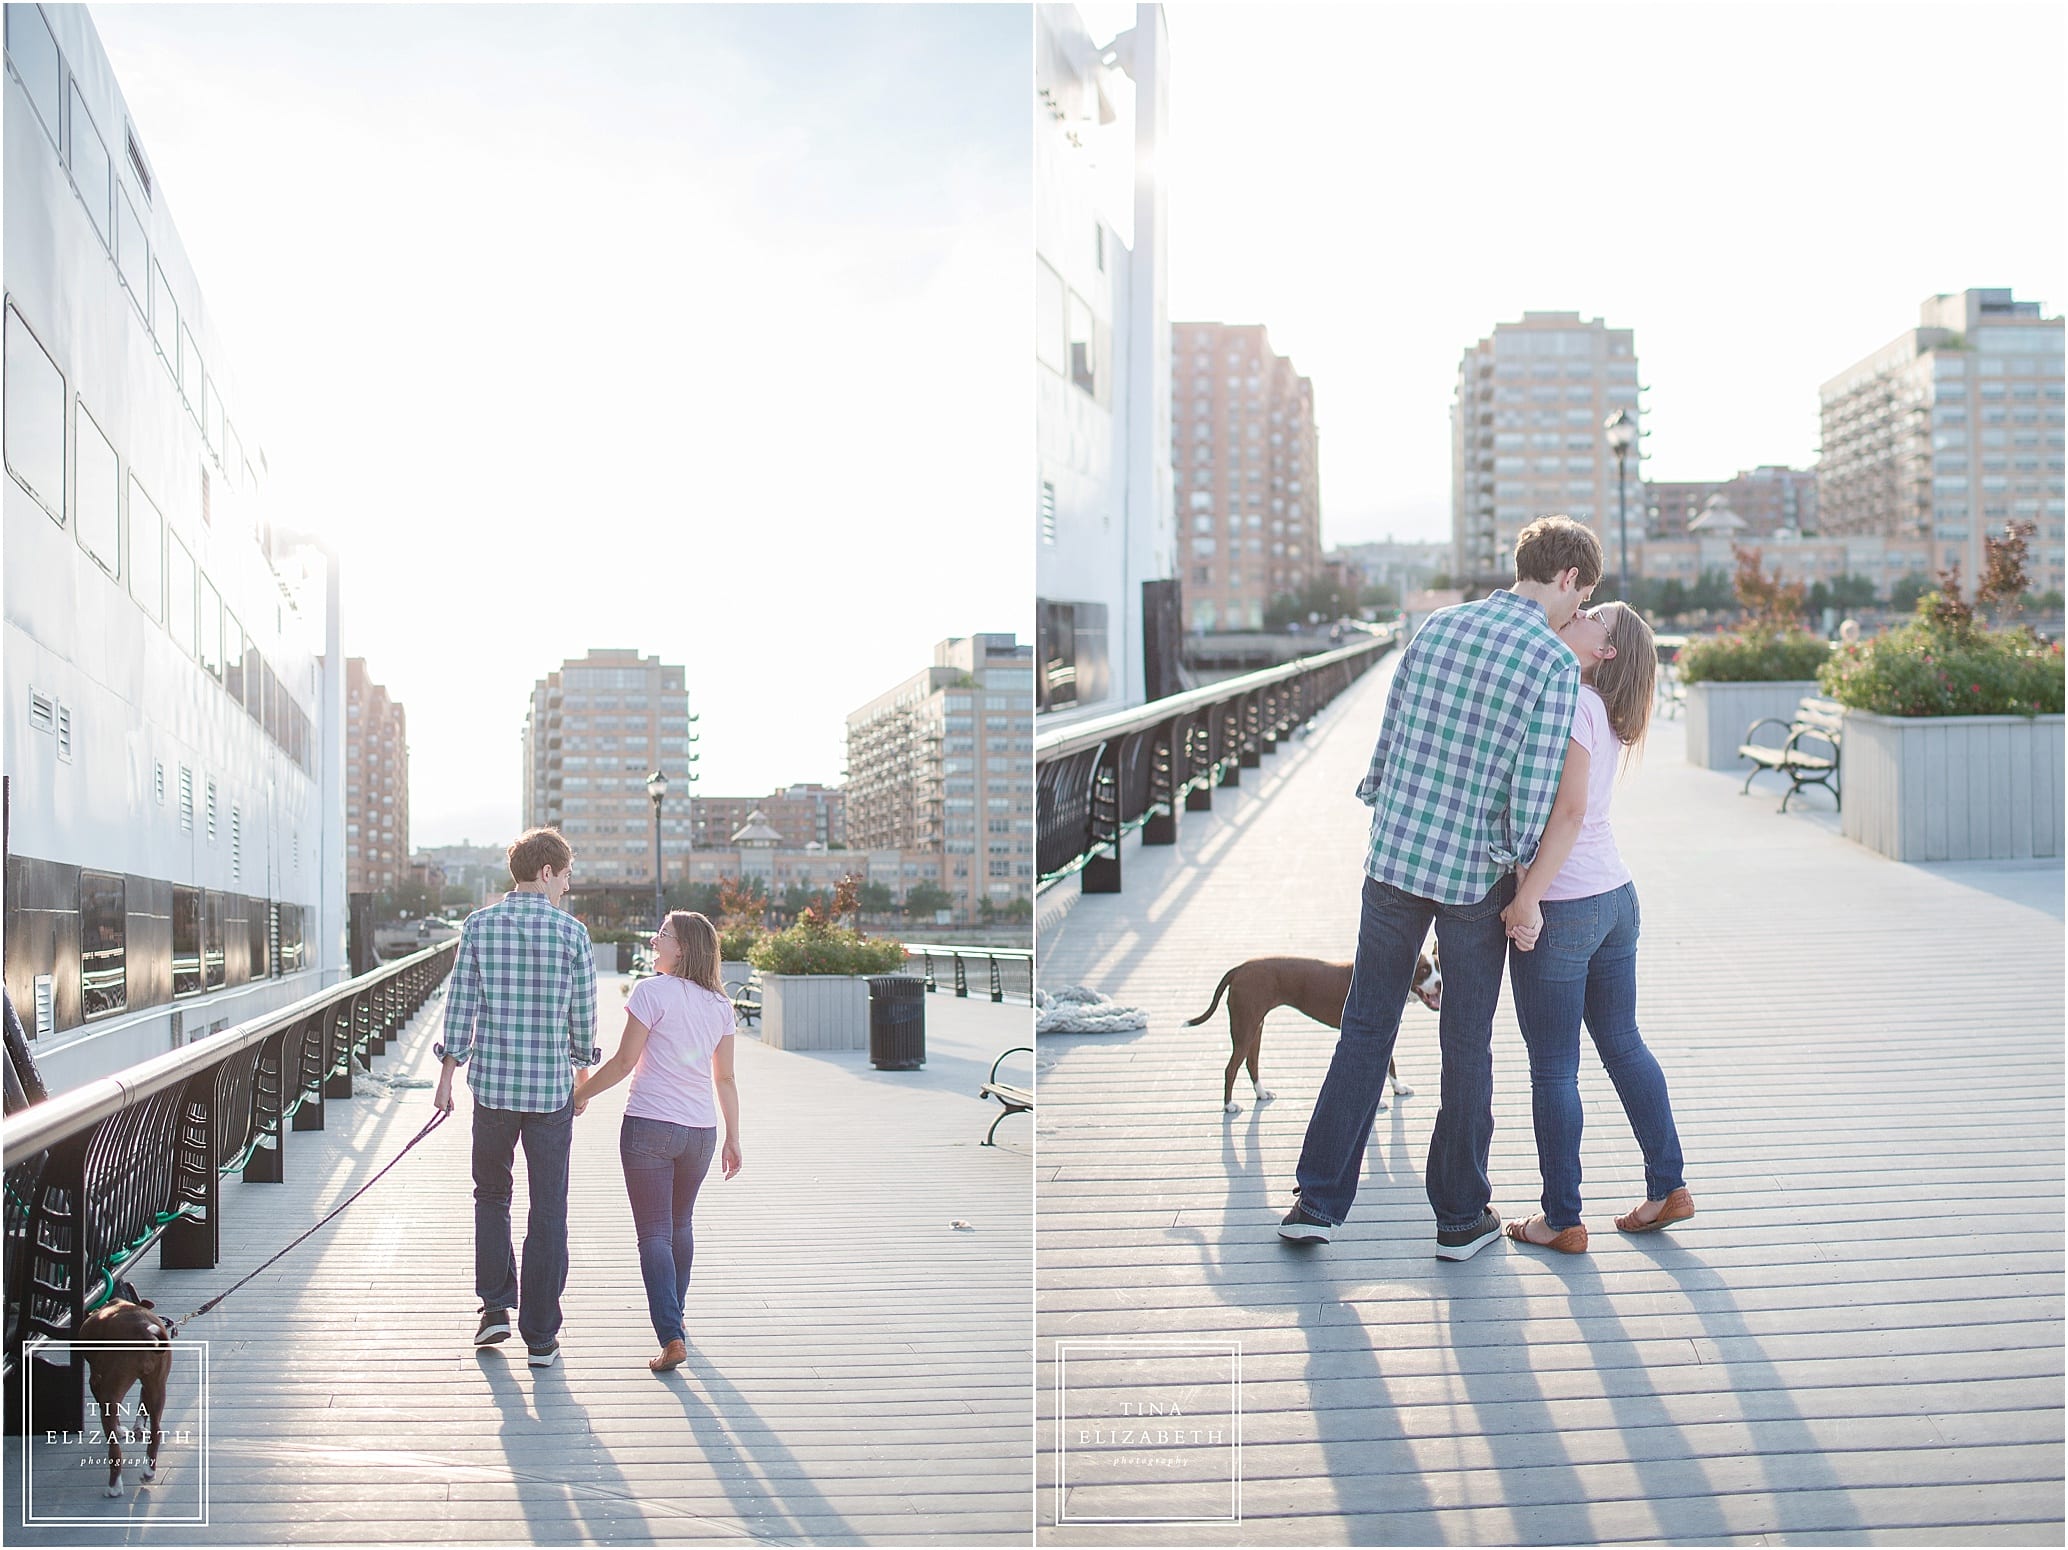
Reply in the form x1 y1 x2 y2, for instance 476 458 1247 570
1278 1204 1335 1244
526 1340 560 1368
474 1308 511 1346
1435 1208 1503 1261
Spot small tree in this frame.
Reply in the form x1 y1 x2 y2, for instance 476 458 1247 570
1731 546 1808 634
1889 571 1934 613
904 882 955 920
1920 560 1977 637
856 880 895 917
1977 520 2036 623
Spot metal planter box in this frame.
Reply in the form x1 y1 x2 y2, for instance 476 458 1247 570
1841 710 2065 862
1684 679 1823 771
760 973 871 1051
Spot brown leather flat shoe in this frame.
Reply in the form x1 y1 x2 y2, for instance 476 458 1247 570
1504 1215 1588 1254
1616 1187 1695 1234
648 1339 687 1372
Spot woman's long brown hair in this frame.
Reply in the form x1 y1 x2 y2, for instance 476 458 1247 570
1591 600 1657 763
663 910 723 995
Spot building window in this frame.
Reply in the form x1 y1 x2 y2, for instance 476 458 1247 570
116 185 148 311
178 322 202 409
172 885 203 997
167 532 197 656
204 891 226 990
67 82 113 250
128 474 164 620
75 399 120 578
1035 258 1065 375
199 574 222 678
6 4 62 150
151 260 178 365
4 304 66 526
80 870 127 1019
1068 290 1099 397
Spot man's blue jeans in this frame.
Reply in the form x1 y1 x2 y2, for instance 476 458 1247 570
619 1116 718 1347
1294 872 1515 1230
472 1099 573 1348
1507 882 1684 1228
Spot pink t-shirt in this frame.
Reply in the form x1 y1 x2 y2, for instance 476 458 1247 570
1542 685 1634 902
622 975 733 1127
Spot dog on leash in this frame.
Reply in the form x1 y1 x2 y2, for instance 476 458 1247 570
1189 951 1441 1113
75 1280 175 1496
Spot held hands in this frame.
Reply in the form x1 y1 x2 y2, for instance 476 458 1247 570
721 1136 743 1180
1503 896 1543 952
571 1074 589 1118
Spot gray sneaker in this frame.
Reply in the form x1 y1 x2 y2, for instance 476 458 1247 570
1278 1203 1334 1244
526 1339 560 1368
1435 1208 1503 1261
474 1308 511 1346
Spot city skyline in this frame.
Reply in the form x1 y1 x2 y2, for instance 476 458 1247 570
92 4 1032 846
1076 1 2064 548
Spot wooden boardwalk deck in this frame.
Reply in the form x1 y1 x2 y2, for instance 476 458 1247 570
1035 655 2064 1545
11 978 1033 1545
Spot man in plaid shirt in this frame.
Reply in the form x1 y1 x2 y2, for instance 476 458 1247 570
1280 517 1602 1259
434 827 598 1364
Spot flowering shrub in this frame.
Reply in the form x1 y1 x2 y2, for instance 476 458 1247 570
1676 630 1832 684
1817 593 2064 717
747 907 907 976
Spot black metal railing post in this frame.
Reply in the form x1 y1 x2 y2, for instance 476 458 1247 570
159 1074 218 1271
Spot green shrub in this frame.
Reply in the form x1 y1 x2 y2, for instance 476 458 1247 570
718 926 763 962
747 912 907 977
1818 604 2064 717
1676 630 1832 684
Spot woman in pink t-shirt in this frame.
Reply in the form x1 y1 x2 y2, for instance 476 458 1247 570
574 911 741 1370
1498 602 1693 1254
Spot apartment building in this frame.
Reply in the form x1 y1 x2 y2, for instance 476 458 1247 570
845 634 1034 919
1171 321 1322 631
345 659 408 894
1452 311 1642 584
1817 289 2064 594
520 649 697 884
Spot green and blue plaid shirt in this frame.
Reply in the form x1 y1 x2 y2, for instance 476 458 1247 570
1357 589 1581 904
436 891 598 1112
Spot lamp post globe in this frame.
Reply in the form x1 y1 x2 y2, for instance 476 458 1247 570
646 770 669 931
1603 409 1637 600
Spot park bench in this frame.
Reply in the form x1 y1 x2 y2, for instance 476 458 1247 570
1739 695 1844 812
979 1046 1032 1146
730 972 762 1030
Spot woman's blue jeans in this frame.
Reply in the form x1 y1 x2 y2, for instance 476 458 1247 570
1507 882 1684 1229
620 1115 717 1346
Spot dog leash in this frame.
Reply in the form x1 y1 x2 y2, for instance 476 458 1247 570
165 1107 450 1333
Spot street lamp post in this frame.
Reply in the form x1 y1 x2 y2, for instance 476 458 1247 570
1604 409 1637 599
646 770 669 929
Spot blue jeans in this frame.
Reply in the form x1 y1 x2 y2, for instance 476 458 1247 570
1295 872 1515 1230
472 1099 573 1348
1507 882 1685 1228
620 1115 718 1347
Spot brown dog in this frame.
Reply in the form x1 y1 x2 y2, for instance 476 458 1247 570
1189 952 1441 1113
76 1289 174 1496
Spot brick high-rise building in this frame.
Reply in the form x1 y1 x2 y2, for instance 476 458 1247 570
1452 311 1642 585
1817 289 2064 594
520 649 696 884
691 785 846 853
845 634 1034 920
1170 322 1322 631
345 659 408 894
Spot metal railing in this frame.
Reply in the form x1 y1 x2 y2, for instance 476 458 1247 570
1036 627 1402 893
3 939 458 1429
899 943 1034 1005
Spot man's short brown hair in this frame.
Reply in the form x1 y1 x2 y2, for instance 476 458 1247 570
508 827 573 884
1513 515 1604 588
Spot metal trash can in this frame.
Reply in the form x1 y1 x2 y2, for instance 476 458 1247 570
867 975 926 1070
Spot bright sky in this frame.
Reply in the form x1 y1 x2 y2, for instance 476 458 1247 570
93 3 1031 847
1083 0 2066 548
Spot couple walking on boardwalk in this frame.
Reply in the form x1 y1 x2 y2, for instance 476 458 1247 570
1278 515 1695 1259
433 827 743 1371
